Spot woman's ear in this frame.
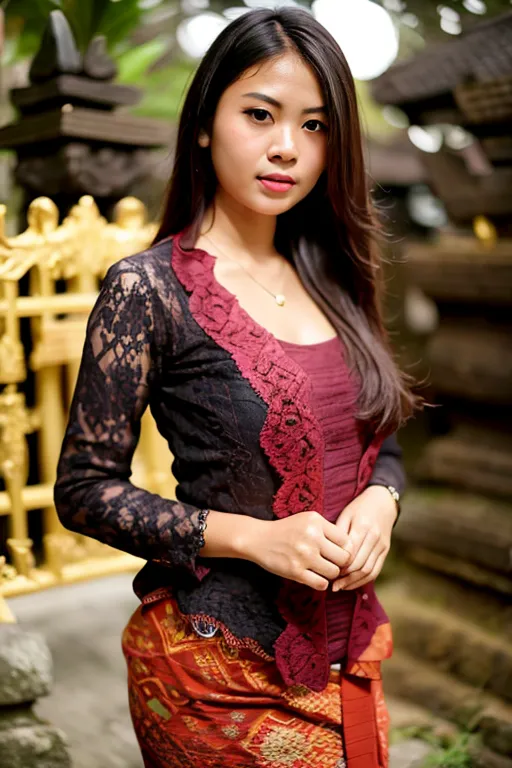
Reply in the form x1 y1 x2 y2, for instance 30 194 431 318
198 130 210 148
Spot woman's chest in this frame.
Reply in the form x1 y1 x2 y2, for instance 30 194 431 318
212 259 337 346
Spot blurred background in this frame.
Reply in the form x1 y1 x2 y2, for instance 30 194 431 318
0 2 511 767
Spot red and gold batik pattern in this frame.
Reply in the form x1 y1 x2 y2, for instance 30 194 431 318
122 597 390 768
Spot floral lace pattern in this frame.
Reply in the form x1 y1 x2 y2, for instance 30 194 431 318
55 233 404 694
54 258 209 578
172 231 389 691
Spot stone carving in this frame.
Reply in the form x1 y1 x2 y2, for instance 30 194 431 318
0 624 71 767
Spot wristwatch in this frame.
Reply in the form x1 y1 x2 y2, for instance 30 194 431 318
385 485 401 525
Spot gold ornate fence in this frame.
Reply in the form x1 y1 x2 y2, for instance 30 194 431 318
0 195 176 621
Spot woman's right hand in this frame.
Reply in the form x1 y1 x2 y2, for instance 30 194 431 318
243 512 353 591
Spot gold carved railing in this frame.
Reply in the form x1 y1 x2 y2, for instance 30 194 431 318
0 195 176 621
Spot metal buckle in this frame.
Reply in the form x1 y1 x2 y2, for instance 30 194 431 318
190 616 219 638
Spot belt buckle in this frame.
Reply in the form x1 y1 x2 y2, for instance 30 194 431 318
190 616 219 639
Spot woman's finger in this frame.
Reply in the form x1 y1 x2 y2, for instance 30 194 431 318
345 529 378 574
302 569 330 591
335 510 351 536
320 538 352 571
312 554 343 582
341 549 388 591
333 535 383 591
343 525 367 567
323 519 354 558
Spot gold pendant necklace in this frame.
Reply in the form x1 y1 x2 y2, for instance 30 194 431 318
203 234 287 307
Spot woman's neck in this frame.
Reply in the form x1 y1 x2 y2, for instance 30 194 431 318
200 192 279 263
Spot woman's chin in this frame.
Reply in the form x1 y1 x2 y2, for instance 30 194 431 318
241 196 299 218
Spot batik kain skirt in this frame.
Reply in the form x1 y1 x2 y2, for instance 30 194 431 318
122 595 389 768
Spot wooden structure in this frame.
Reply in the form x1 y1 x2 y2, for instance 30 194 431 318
0 195 175 621
372 10 512 764
373 10 512 235
0 10 169 220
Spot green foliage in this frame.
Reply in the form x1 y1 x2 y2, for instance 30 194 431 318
392 725 480 768
423 733 476 768
91 0 146 52
1 0 191 120
116 38 169 84
2 0 147 62
131 59 196 121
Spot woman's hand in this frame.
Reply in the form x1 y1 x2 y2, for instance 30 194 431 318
242 511 353 591
331 486 398 592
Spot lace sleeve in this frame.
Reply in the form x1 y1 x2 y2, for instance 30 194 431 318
54 260 208 578
367 432 406 495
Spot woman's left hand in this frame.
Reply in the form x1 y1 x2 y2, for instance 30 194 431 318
332 485 398 592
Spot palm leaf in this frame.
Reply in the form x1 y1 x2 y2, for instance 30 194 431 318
117 38 168 83
97 0 145 51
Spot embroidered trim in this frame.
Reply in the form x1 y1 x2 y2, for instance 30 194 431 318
188 613 276 660
141 587 275 660
171 232 331 691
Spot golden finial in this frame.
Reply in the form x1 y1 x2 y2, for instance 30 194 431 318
113 197 147 230
27 197 59 236
473 215 497 250
0 204 7 244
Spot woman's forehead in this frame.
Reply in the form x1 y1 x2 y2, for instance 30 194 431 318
226 53 325 105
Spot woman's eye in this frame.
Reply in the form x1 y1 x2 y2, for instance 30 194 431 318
245 108 272 123
304 119 328 133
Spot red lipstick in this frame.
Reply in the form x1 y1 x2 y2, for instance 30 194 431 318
258 174 296 192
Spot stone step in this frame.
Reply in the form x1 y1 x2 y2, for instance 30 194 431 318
389 739 434 768
470 746 512 768
427 323 512 404
387 695 458 745
383 650 512 757
379 584 512 703
388 697 512 768
404 546 512 596
378 565 512 643
396 488 512 582
417 425 512 499
406 236 512 305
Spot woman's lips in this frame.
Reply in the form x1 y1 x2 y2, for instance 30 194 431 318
258 176 296 192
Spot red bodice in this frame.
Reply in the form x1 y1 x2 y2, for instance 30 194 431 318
278 336 364 663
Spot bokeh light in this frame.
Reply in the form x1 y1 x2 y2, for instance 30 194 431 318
312 0 399 80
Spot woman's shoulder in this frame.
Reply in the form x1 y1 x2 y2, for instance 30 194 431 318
103 237 187 313
106 237 175 287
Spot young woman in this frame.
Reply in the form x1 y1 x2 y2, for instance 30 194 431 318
55 8 419 768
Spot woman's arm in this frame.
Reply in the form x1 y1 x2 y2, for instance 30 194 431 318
367 432 405 496
331 433 405 590
54 260 207 579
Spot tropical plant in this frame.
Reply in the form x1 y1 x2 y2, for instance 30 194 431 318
2 0 147 61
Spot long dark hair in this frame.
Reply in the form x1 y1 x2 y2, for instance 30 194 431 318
154 7 420 433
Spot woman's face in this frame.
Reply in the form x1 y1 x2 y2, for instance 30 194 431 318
203 52 329 218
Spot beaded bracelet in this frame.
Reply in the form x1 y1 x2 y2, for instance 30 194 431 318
197 508 210 549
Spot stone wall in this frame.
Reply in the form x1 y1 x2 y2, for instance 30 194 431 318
0 624 71 768
379 234 512 767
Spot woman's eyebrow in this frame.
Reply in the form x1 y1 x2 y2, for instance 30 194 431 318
242 92 327 114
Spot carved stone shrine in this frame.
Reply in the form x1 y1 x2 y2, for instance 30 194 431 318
373 10 512 764
0 10 170 219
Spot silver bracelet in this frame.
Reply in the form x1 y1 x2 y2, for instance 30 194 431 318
197 508 210 549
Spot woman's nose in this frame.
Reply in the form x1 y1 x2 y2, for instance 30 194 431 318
268 126 298 163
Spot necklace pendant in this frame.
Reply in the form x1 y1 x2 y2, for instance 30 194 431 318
275 294 286 307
